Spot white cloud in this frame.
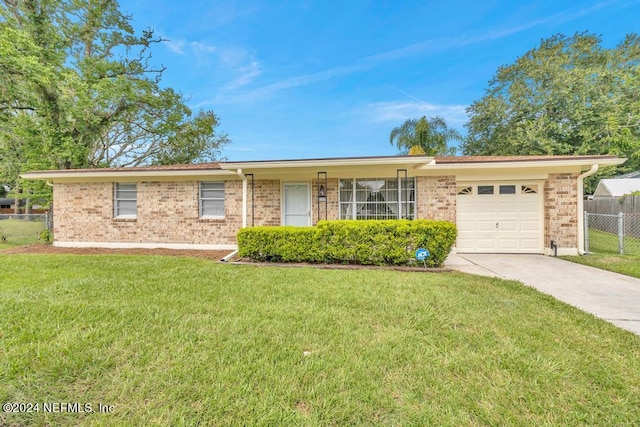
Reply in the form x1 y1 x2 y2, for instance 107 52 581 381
364 101 469 126
162 38 186 55
225 61 262 90
190 41 217 65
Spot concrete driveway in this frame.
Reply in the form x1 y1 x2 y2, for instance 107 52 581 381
445 254 640 335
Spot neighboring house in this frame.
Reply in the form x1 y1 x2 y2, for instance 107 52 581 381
0 198 14 209
0 198 24 210
593 178 640 199
22 154 624 256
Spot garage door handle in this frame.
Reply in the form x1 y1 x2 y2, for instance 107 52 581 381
496 222 499 229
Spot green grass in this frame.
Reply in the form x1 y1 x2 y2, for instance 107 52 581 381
585 228 640 255
1 255 639 426
561 252 640 279
561 229 640 278
0 218 46 246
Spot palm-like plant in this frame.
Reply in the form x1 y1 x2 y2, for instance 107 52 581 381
389 116 462 156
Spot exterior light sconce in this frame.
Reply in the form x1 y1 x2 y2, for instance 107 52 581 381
318 184 327 201
317 171 328 222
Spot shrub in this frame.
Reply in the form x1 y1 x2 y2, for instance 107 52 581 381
237 219 457 267
39 228 52 244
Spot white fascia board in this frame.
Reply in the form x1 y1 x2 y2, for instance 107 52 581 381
220 156 435 170
21 169 235 181
420 157 626 171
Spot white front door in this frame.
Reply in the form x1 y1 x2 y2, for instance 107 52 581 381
283 183 311 226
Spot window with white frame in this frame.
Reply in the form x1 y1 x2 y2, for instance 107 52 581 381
200 182 225 218
114 183 137 218
339 177 415 220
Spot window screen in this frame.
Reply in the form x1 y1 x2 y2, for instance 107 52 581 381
200 182 225 217
114 183 137 217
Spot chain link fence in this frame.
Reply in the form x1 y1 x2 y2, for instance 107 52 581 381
0 213 51 245
585 212 640 255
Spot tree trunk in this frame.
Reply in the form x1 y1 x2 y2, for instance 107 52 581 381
13 184 21 214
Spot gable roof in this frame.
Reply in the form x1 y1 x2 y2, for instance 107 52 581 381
593 178 640 198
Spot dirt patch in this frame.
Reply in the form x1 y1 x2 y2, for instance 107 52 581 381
1 244 233 261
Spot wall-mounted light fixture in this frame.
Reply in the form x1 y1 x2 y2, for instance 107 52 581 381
318 184 326 200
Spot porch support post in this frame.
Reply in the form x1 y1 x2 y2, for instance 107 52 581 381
236 168 247 228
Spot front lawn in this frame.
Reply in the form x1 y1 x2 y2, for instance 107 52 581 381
561 229 640 278
561 253 640 279
1 255 639 426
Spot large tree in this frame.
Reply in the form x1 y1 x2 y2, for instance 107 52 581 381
0 0 229 205
463 32 640 176
389 116 461 156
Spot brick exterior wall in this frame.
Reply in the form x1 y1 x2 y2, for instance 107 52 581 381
416 175 456 222
54 180 243 246
544 173 579 249
247 179 281 226
52 172 581 253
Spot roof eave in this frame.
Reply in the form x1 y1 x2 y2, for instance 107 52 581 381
21 169 235 181
421 157 626 170
219 156 435 170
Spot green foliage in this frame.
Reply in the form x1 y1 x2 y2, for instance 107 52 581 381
463 32 640 187
0 0 229 203
407 145 426 155
38 228 52 244
390 116 461 156
236 226 321 263
237 219 457 267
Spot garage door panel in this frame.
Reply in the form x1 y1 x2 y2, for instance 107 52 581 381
520 238 542 251
456 182 543 254
521 220 540 231
477 238 498 250
520 202 539 213
497 239 518 251
456 220 474 232
475 204 497 214
477 221 497 231
498 221 517 231
497 203 518 213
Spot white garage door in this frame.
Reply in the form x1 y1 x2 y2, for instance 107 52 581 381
456 183 543 253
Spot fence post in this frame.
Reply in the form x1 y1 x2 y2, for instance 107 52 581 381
584 211 590 254
618 212 625 255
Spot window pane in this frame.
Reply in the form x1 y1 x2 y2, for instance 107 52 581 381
499 185 516 194
117 183 136 191
478 185 494 195
201 182 224 191
117 200 137 216
340 177 415 220
201 189 225 199
115 183 137 217
116 183 137 200
200 182 225 217
202 200 224 216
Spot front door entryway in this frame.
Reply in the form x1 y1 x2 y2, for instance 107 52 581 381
283 183 311 226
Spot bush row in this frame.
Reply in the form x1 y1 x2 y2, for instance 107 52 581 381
236 219 457 267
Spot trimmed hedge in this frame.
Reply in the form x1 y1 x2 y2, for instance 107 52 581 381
237 219 457 267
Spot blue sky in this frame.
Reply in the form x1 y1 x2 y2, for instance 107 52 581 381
120 0 640 161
